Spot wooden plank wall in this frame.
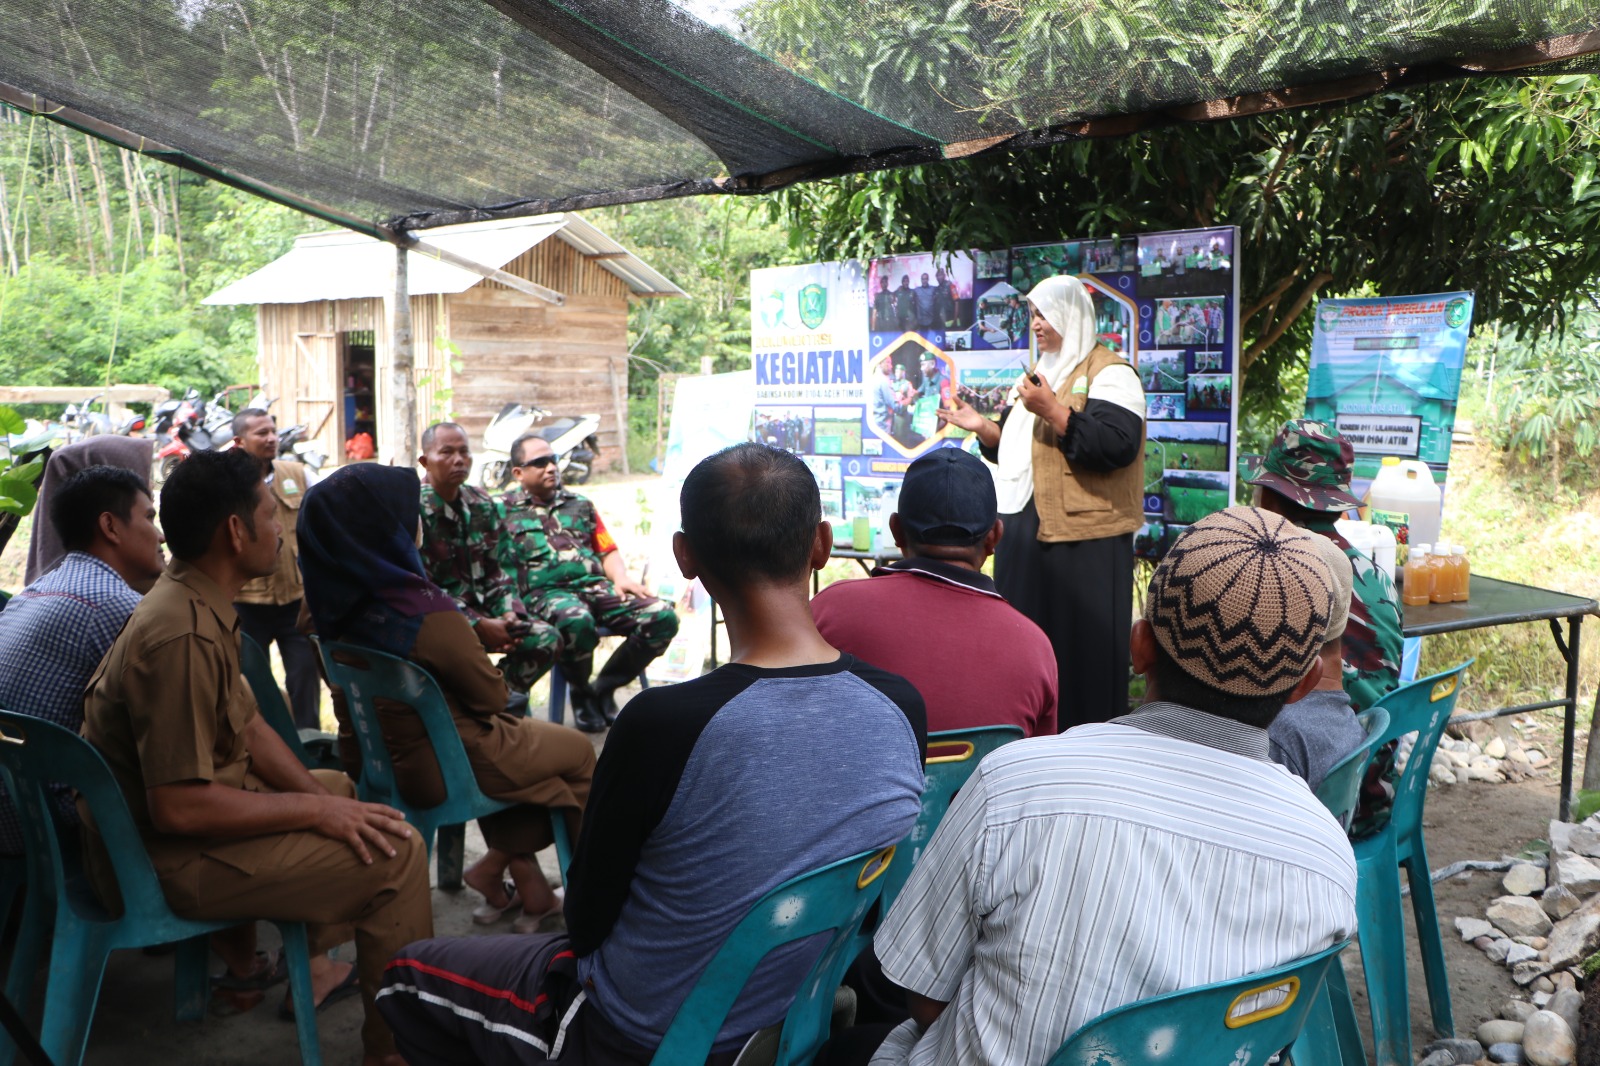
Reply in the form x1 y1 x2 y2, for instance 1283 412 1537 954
447 237 631 467
254 234 636 470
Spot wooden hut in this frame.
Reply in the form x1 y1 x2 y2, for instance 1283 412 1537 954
204 215 683 469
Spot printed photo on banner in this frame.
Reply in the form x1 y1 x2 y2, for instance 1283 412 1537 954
1011 242 1081 293
968 280 1028 350
1084 277 1137 355
1146 421 1229 472
843 474 901 529
751 406 814 453
1136 229 1234 297
802 455 842 491
868 338 956 456
1154 296 1226 346
954 350 1029 418
868 252 975 333
1135 519 1167 557
1186 373 1232 413
820 490 844 524
974 249 1010 279
752 260 867 337
1163 470 1231 525
1193 349 1226 372
812 407 864 455
1138 349 1186 392
1162 523 1193 553
1146 393 1187 420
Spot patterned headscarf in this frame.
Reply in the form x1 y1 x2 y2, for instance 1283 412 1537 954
1145 507 1334 697
298 464 458 655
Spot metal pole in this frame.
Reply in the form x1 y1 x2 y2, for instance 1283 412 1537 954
385 243 417 466
1562 615 1583 821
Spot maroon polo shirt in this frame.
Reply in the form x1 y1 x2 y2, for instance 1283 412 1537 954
811 557 1058 737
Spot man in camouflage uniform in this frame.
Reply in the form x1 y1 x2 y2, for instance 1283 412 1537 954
499 433 678 733
1248 419 1404 834
418 422 560 704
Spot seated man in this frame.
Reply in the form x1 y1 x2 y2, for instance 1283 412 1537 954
0 465 161 855
231 407 323 730
499 432 678 732
379 443 927 1065
1246 418 1402 711
418 421 559 705
81 449 432 1066
1270 536 1369 792
811 448 1056 736
845 508 1355 1066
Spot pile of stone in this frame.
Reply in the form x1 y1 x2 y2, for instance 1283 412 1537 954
1442 818 1600 1065
1396 718 1551 790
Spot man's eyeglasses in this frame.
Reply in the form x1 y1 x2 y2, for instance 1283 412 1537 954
517 455 558 469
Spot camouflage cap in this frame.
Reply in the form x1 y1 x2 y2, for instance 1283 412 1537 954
1245 418 1364 512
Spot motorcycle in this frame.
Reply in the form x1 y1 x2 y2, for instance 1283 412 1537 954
275 423 328 474
472 402 602 491
60 395 146 440
152 389 220 485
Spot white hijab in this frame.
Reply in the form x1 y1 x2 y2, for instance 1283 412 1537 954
993 275 1097 513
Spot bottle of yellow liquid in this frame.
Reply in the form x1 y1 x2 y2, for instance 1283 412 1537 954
1403 545 1433 607
1429 544 1455 604
1449 544 1470 602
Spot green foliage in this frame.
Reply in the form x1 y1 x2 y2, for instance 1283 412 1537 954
1482 315 1600 475
0 405 42 516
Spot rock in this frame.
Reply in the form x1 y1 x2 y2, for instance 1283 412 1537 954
1469 741 1484 756
1521 1009 1576 1065
1505 863 1548 896
1529 748 1546 762
1417 1052 1454 1066
1421 1037 1486 1064
1444 747 1472 768
1459 916 1497 940
1513 959 1550 985
1568 825 1600 859
1487 938 1514 963
1550 852 1600 896
1534 975 1556 993
1510 747 1532 765
1487 735 1509 759
1515 935 1550 949
1506 943 1541 965
1475 935 1497 951
1488 1042 1527 1064
1469 759 1507 782
1480 1018 1528 1045
1543 884 1582 921
1430 763 1457 786
1548 987 1583 1036
1543 909 1600 969
1553 971 1577 991
1551 819 1576 853
1455 766 1472 785
1504 998 1539 1022
1489 896 1555 938
1535 990 1554 1006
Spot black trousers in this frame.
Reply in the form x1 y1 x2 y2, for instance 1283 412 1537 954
235 599 323 730
994 499 1133 730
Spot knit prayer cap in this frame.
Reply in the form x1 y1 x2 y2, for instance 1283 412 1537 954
1311 534 1354 643
1145 507 1335 698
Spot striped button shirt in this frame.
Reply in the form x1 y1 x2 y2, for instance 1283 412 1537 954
871 702 1357 1066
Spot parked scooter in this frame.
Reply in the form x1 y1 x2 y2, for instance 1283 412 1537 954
472 402 601 491
153 389 220 485
60 395 147 440
276 423 328 474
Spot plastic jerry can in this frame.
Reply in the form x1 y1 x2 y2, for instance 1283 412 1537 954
1365 457 1442 553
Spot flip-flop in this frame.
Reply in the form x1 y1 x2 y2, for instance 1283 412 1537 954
511 887 566 934
278 961 361 1021
471 879 522 925
212 950 287 991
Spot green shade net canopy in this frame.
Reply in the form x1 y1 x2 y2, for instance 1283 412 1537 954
0 0 1595 234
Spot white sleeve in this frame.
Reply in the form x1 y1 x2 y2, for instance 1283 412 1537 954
1087 363 1147 420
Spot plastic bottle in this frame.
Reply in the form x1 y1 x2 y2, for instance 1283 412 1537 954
1429 544 1456 604
1449 544 1470 602
1365 457 1444 553
1367 523 1397 585
1402 544 1433 607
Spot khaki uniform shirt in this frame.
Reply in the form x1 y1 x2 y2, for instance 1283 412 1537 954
235 459 309 606
81 560 260 885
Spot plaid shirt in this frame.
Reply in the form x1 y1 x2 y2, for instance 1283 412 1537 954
0 552 141 854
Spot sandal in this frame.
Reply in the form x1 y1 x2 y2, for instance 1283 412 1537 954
511 887 566 934
278 961 361 1022
212 950 288 991
471 879 522 925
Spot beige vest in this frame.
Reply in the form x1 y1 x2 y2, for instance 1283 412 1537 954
1030 345 1145 543
235 458 308 605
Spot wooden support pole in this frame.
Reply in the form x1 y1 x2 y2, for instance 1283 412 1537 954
384 243 418 465
608 354 630 475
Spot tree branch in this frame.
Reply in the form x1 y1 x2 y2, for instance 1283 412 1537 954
1242 270 1334 370
1240 263 1304 326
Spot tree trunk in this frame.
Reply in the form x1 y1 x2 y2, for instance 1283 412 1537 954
0 173 19 276
60 136 98 273
117 148 145 257
383 243 417 465
85 137 116 264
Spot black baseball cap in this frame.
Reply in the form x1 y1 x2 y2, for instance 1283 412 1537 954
896 448 997 546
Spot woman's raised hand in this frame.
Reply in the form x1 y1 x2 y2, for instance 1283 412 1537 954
936 395 987 433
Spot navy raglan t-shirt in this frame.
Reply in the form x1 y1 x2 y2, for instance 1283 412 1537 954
565 654 927 1053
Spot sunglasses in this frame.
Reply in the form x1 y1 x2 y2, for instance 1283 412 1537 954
517 455 558 469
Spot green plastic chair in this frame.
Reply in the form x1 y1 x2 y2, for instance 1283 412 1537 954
876 725 1023 916
239 633 340 773
1351 662 1473 1066
0 711 322 1066
1315 707 1391 831
314 640 573 885
1046 939 1351 1066
651 846 897 1066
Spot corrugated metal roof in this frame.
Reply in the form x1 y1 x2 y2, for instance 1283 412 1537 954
203 215 683 306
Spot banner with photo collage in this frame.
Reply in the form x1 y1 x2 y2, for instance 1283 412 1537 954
750 226 1240 558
